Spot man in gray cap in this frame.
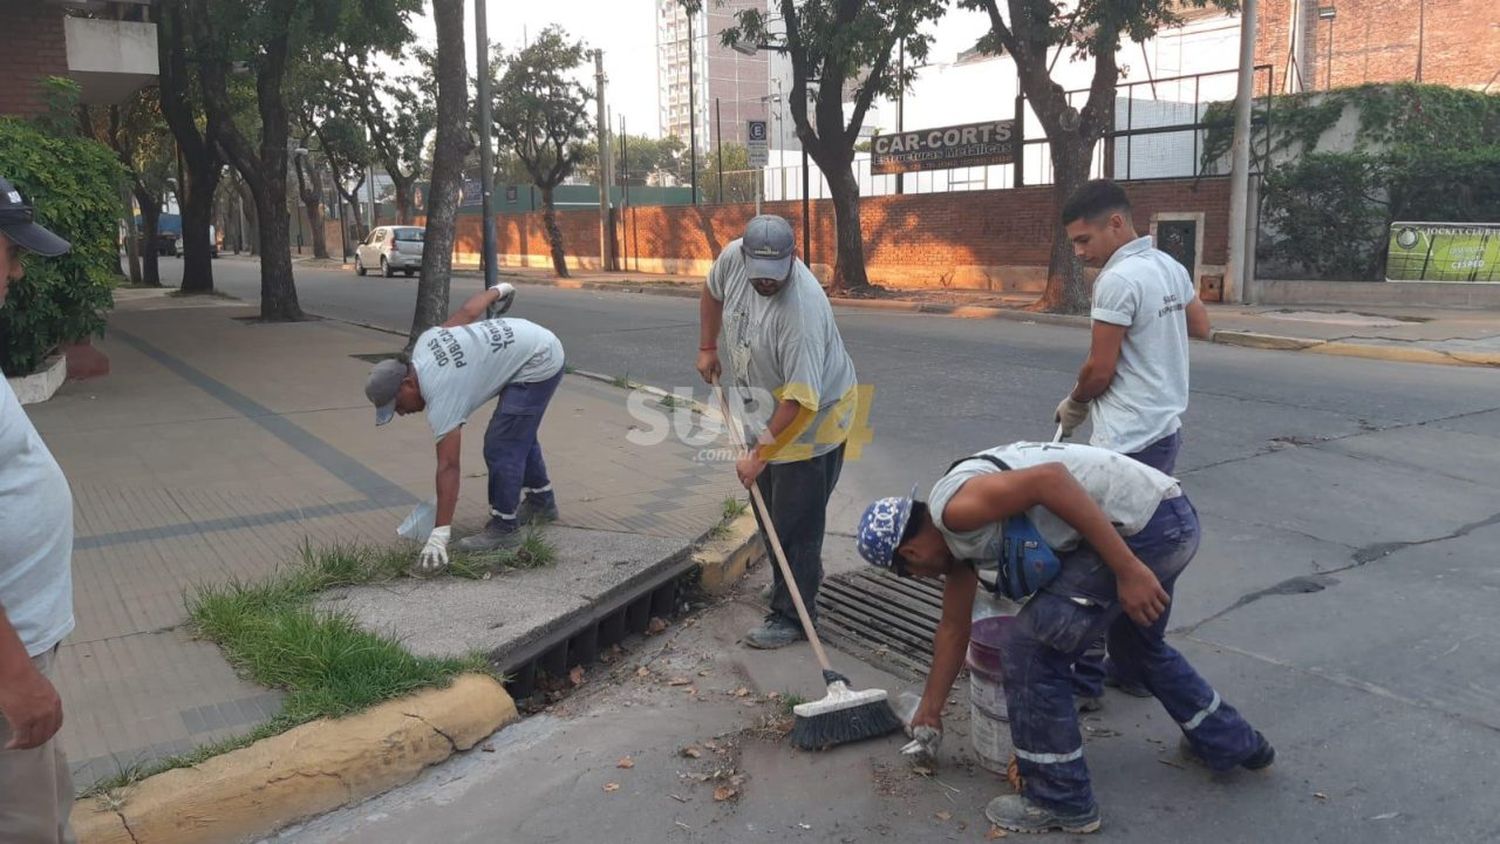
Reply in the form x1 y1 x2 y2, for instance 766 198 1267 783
697 214 860 649
1 175 79 843
366 283 564 572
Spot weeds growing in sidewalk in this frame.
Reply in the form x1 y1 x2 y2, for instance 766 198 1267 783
721 497 748 521
81 534 560 799
610 371 632 389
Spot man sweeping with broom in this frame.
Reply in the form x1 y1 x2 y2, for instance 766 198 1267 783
855 442 1273 834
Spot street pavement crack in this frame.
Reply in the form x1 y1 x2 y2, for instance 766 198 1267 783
116 810 141 844
1350 511 1500 564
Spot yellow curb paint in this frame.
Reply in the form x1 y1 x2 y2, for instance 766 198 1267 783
74 674 517 844
1310 342 1500 368
1210 330 1324 352
694 512 766 595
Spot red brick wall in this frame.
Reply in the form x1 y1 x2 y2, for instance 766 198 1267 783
476 177 1232 287
0 1 69 118
1257 0 1498 91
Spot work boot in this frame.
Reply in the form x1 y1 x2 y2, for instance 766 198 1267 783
517 491 560 525
744 615 805 650
985 794 1102 835
453 519 523 553
1178 730 1276 771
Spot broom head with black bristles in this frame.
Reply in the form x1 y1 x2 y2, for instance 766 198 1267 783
789 670 904 750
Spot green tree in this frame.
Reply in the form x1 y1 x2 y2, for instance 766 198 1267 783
710 0 947 293
333 46 437 224
961 0 1236 312
82 88 176 286
705 142 753 204
155 1 226 293
491 27 594 278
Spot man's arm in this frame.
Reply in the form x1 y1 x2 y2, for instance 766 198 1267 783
0 608 63 750
912 564 978 730
734 397 815 488
1072 321 1127 402
696 283 723 384
442 288 503 328
1185 297 1212 340
433 429 463 527
943 465 1170 626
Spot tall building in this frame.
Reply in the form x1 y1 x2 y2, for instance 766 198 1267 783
656 0 779 155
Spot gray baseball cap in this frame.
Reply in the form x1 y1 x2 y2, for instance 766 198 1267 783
365 358 408 426
741 214 794 281
0 176 71 257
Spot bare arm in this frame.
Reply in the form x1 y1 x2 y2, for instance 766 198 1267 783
433 429 463 528
913 564 978 727
696 283 724 384
0 608 63 750
943 464 1170 626
1072 321 1127 402
442 288 503 328
1185 297 1212 340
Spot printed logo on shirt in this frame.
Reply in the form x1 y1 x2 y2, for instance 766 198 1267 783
484 319 516 352
426 329 468 369
1157 293 1185 318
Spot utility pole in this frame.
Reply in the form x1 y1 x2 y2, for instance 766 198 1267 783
475 0 498 289
594 49 614 271
715 97 724 203
687 9 698 204
1225 0 1258 305
895 38 905 195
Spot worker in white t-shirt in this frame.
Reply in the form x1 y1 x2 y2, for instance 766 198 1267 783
1052 179 1213 706
365 285 564 572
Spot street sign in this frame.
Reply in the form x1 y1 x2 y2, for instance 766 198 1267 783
747 119 769 169
872 119 1016 175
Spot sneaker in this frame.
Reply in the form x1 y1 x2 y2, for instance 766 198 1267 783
517 494 560 525
1178 730 1276 771
985 794 1101 835
453 521 523 553
744 615 805 650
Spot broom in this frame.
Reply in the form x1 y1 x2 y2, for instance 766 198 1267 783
712 379 902 750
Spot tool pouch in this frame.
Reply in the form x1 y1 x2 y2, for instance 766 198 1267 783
945 453 1062 601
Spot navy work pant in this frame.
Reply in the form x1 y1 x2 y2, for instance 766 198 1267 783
482 369 563 524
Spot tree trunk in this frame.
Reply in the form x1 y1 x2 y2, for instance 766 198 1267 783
393 176 414 224
121 186 143 285
408 0 469 346
295 159 329 259
237 180 259 254
250 169 302 320
1035 138 1094 314
823 161 870 294
179 154 220 294
540 185 569 278
135 189 162 287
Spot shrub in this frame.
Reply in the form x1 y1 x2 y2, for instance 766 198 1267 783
0 116 124 376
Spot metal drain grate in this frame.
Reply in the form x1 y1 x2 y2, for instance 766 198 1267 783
816 569 946 680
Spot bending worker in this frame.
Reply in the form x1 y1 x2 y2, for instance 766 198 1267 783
365 284 563 571
856 440 1271 835
697 215 858 650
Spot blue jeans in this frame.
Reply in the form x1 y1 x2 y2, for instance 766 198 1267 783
482 369 563 524
1072 429 1183 697
999 495 1262 813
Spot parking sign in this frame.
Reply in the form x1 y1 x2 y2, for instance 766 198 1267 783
747 120 769 168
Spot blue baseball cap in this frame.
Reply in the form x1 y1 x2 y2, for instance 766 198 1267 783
741 214 794 281
856 485 920 570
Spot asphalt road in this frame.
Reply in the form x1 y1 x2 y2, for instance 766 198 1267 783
169 256 1500 842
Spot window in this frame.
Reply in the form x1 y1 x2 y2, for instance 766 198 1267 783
367 229 384 245
393 228 424 242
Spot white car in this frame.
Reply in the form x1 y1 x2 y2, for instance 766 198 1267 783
355 225 424 277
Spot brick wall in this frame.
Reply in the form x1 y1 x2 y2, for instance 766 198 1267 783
1257 0 1498 91
470 177 1232 292
0 1 69 119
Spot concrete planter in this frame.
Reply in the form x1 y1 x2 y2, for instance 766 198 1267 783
6 354 67 405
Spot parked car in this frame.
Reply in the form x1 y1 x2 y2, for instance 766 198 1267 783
354 225 424 277
137 231 178 257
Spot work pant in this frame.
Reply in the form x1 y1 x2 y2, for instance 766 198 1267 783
1073 429 1183 697
482 369 564 527
1001 495 1261 813
0 647 76 844
752 443 845 627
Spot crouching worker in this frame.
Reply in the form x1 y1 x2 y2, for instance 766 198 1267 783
855 441 1272 834
365 285 564 572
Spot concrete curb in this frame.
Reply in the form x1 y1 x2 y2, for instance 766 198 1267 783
1211 330 1500 367
73 674 517 844
694 512 766 595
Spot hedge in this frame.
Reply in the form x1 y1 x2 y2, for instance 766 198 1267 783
0 118 124 376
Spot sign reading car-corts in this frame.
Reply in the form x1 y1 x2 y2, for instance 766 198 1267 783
871 119 1016 175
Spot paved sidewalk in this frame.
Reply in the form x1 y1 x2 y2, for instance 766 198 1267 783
28 289 735 790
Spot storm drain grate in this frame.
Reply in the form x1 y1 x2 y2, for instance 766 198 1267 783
816 569 947 681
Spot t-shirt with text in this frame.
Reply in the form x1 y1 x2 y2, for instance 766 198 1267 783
414 318 564 440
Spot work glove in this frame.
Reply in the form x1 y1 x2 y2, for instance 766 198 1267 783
900 725 942 765
485 282 517 319
1054 395 1091 438
416 526 451 574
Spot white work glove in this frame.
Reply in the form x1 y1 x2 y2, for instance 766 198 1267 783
1054 395 1091 438
416 526 451 574
486 282 517 319
901 725 942 764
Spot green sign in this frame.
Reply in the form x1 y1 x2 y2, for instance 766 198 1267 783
1386 222 1500 283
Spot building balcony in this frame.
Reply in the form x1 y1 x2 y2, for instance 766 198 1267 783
62 11 158 104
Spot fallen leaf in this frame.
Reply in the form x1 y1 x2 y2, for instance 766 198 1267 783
713 786 738 802
767 691 782 700
617 756 634 769
734 687 750 697
602 782 620 793
647 617 669 635
935 810 952 821
636 666 650 678
703 740 719 750
668 676 692 686
681 746 703 759
569 666 585 686
698 669 711 677
987 826 1009 839
911 765 933 777
1314 792 1329 801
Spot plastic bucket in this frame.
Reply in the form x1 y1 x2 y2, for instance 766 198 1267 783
967 614 1014 772
970 698 1010 773
968 615 1012 680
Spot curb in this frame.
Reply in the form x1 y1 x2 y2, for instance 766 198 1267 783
1211 330 1500 367
694 511 766 595
72 674 518 844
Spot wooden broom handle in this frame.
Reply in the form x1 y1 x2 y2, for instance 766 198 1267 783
713 380 835 673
